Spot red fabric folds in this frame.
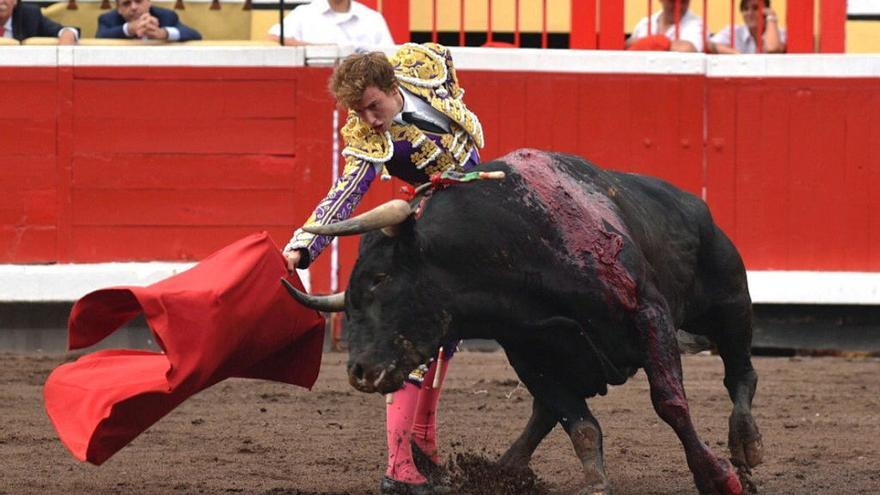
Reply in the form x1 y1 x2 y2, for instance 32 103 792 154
44 232 325 465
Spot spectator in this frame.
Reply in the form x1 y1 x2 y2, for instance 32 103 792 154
268 0 393 49
709 0 786 54
0 0 78 44
96 0 201 41
626 0 704 52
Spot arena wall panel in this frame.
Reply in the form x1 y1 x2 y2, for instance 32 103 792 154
705 76 880 272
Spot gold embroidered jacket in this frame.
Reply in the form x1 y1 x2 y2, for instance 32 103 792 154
285 43 484 267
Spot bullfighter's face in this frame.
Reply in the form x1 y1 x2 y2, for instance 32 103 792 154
0 0 15 26
117 0 151 22
351 85 403 134
343 231 450 394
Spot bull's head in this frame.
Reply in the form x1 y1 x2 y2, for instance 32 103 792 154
283 196 452 394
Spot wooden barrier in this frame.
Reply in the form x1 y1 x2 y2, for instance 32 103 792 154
1 47 879 297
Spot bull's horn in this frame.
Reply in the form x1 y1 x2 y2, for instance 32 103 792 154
303 199 412 237
281 278 345 312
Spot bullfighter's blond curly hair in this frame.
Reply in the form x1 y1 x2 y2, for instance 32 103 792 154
329 51 397 109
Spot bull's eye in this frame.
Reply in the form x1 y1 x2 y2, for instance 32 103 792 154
370 273 389 290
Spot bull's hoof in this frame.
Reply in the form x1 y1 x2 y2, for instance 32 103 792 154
699 458 744 495
736 466 758 495
379 476 451 495
743 434 764 468
729 413 763 469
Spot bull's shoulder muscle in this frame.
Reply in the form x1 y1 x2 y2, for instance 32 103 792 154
611 172 712 227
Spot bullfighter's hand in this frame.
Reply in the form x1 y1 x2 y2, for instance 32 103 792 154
284 250 301 274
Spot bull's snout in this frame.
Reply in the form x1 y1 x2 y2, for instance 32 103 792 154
347 359 403 394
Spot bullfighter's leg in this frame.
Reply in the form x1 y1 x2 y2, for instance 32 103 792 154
497 398 557 469
504 345 611 495
412 349 454 464
411 354 454 486
384 357 454 493
636 292 743 495
385 382 427 485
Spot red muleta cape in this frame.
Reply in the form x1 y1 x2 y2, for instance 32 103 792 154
43 232 325 465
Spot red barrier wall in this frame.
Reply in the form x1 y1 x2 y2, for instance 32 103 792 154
1 65 337 292
2 61 879 294
706 76 880 271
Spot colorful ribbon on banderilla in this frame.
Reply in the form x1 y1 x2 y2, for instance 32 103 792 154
399 170 507 218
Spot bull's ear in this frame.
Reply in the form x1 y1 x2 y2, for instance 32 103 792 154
380 212 416 237
393 216 422 253
397 215 418 238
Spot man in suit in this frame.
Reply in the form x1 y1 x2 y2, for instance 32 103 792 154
0 0 78 43
96 0 201 41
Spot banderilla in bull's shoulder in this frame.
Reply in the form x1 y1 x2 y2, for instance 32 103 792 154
300 171 507 239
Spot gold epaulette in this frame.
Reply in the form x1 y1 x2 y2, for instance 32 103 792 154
392 43 484 149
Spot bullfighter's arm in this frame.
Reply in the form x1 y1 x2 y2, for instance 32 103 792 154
284 155 379 269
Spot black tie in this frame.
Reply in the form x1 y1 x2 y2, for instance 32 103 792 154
402 112 446 134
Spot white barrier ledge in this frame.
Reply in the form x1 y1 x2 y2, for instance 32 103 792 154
746 271 880 305
0 263 196 302
3 46 879 78
0 46 305 67
448 47 707 75
70 45 305 67
0 46 57 66
707 54 880 78
0 263 311 302
0 264 874 304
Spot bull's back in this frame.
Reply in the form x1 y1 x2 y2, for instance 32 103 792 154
486 150 642 311
493 150 717 313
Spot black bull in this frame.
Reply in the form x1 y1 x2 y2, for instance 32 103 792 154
285 149 763 494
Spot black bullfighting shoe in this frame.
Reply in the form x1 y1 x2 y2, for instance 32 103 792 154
411 442 453 487
379 476 452 495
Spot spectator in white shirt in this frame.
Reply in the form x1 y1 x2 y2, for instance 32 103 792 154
709 0 786 54
626 0 704 52
268 0 394 49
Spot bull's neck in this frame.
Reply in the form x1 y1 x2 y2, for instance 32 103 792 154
447 289 541 340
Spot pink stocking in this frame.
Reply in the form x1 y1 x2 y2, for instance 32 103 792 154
385 382 425 483
411 355 452 464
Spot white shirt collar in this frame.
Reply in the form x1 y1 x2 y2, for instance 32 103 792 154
393 87 416 124
2 16 12 37
399 87 418 114
316 0 361 19
394 86 451 132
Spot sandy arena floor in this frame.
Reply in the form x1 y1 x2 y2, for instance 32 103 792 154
1 350 878 494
